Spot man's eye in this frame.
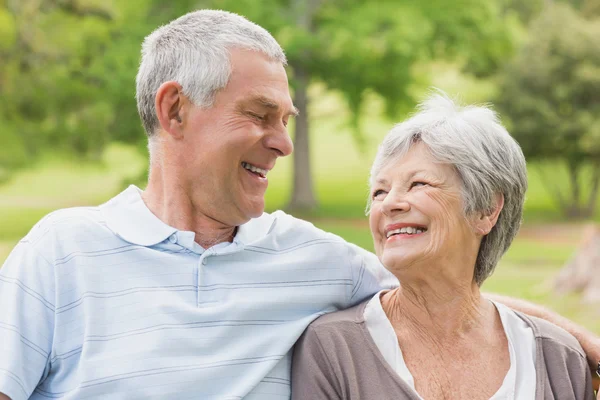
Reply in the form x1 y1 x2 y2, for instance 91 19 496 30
372 189 386 199
248 112 266 121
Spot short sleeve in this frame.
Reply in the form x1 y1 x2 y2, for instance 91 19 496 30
0 240 55 400
291 326 341 400
347 243 398 307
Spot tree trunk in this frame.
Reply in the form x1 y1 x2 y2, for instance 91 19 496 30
568 161 580 207
554 224 600 303
287 65 317 210
286 0 319 211
585 161 600 216
536 163 568 211
563 161 596 219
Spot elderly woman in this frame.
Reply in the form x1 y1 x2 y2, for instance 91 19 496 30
291 94 594 399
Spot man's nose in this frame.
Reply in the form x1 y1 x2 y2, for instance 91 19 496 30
265 125 294 157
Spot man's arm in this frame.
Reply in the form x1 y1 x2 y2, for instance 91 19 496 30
488 293 600 391
0 239 56 400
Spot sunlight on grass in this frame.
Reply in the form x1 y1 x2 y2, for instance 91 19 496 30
0 241 15 263
502 239 576 265
0 144 145 208
0 207 56 241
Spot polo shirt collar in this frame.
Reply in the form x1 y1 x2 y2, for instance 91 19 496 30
101 185 277 247
100 185 177 247
235 211 276 246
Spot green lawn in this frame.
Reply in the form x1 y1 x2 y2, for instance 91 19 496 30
0 144 146 260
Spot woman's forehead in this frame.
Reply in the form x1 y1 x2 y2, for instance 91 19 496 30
375 145 454 181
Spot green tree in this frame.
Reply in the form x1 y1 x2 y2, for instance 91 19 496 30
208 0 515 210
0 0 123 183
0 0 196 181
1 0 514 206
496 3 600 218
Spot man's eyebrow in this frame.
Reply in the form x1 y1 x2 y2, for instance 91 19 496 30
250 95 299 117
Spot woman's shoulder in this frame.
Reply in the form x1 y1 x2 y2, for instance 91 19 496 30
294 300 371 364
307 301 368 333
515 311 586 358
516 312 595 398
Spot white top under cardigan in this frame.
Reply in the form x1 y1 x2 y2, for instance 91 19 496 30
364 291 537 400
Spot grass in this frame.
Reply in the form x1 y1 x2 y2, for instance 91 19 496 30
0 144 146 260
0 144 145 207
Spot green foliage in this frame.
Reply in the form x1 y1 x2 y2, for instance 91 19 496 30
2 0 596 218
496 4 600 218
0 0 189 177
211 0 514 129
205 0 517 209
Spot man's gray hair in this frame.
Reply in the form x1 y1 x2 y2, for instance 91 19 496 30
369 92 528 286
136 10 287 136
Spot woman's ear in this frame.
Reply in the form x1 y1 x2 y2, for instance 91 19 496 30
474 193 504 236
155 81 185 139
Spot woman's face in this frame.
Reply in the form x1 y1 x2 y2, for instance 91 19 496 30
369 143 481 277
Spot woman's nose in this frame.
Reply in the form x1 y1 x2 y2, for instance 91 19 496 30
381 192 411 216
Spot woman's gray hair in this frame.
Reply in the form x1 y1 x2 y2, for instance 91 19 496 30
369 91 527 285
136 10 286 137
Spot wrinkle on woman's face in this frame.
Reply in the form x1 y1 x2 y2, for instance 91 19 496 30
369 143 482 281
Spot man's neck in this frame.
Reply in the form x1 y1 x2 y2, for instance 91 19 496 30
142 168 237 249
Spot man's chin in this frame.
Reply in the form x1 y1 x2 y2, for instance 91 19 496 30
241 200 266 220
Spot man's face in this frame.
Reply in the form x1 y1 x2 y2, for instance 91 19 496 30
179 48 295 227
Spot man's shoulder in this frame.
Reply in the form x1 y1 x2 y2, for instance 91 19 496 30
269 210 335 235
267 210 347 243
29 205 103 232
23 205 108 250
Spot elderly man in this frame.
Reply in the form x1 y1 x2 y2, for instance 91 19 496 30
0 10 598 400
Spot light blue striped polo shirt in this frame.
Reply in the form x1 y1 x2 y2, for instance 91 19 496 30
0 185 396 400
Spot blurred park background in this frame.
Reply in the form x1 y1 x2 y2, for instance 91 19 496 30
1 0 599 332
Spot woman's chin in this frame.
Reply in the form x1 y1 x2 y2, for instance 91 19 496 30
381 252 420 275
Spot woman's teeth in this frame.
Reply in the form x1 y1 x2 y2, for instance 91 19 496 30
386 227 427 238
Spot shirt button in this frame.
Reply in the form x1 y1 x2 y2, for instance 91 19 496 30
169 234 177 243
202 258 208 265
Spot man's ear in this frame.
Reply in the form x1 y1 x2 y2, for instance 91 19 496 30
155 81 185 138
474 193 505 236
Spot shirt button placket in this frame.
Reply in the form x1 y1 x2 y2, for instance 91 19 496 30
197 252 211 306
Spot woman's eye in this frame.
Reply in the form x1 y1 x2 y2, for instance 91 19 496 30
372 189 386 199
410 181 428 189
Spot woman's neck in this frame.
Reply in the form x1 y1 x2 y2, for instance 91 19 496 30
380 278 496 341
